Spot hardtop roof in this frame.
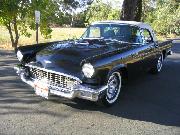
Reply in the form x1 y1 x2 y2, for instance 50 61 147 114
92 20 151 29
91 20 157 41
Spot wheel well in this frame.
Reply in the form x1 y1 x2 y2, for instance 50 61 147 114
162 50 166 60
103 67 128 85
118 67 128 84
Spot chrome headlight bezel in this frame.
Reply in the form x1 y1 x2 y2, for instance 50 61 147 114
82 63 95 78
17 50 23 61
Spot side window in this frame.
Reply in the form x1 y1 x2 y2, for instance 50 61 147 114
142 29 153 44
130 27 143 43
89 27 101 38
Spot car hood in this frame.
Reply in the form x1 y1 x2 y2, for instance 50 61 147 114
35 41 133 78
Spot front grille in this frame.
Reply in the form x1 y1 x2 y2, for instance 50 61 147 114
29 67 80 90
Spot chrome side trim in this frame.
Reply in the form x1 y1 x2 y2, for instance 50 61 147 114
26 64 82 83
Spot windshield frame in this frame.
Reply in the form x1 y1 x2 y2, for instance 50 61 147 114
80 23 143 44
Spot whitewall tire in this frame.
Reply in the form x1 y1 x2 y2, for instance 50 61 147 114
102 71 122 106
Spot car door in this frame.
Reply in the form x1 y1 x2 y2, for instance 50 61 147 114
126 27 148 79
127 44 152 79
140 29 157 71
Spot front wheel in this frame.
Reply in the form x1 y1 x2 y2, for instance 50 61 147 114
101 71 122 107
150 54 163 74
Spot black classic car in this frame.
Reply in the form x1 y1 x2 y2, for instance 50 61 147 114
15 21 173 106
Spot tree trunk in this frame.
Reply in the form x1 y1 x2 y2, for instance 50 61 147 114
6 23 15 47
13 17 19 49
120 0 142 21
134 0 142 21
5 18 19 49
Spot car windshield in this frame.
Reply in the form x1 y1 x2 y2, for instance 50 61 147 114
81 24 143 44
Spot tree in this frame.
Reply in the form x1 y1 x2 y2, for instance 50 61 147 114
0 0 28 48
143 0 180 35
54 0 94 27
120 0 142 21
0 0 93 49
85 0 120 24
0 0 59 49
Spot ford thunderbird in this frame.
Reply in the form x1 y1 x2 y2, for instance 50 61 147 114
14 21 173 106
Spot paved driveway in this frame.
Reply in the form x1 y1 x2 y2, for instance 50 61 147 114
0 43 179 135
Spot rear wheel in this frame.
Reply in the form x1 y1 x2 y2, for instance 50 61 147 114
151 54 163 74
101 71 122 107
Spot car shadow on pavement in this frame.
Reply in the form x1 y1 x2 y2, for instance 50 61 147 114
53 69 180 127
50 48 180 127
0 43 179 127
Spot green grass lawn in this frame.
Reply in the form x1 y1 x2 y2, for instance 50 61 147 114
0 26 85 50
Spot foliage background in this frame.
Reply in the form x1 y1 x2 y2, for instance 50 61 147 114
0 0 179 49
143 0 180 36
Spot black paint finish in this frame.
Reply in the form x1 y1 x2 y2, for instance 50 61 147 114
17 38 172 86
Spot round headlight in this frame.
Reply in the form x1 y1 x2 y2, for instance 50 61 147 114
17 50 23 61
82 63 95 78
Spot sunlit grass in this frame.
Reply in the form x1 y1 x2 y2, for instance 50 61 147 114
0 26 178 50
0 26 85 50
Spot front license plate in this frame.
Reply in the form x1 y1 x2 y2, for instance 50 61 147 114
34 80 49 99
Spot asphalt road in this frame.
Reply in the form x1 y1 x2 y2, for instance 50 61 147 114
0 42 180 135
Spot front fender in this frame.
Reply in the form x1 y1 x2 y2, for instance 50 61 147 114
84 64 127 86
109 64 127 74
106 64 127 82
16 41 59 64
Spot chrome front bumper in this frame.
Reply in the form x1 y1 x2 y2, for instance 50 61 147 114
14 66 107 102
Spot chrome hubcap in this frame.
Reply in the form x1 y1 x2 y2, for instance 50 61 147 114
106 72 121 104
157 55 163 72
